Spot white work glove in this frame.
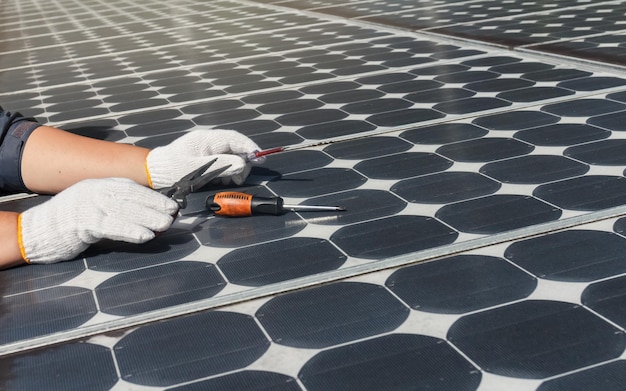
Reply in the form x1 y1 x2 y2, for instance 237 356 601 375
146 129 262 189
18 178 179 264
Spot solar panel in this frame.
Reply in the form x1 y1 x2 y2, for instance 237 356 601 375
1 0 626 389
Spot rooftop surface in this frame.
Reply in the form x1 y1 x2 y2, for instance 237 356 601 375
1 0 626 390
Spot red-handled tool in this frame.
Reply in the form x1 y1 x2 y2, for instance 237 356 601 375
206 191 345 217
239 138 345 162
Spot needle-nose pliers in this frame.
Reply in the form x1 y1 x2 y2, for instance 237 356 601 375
157 158 231 209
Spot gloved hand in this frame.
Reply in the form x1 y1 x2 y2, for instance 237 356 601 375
18 178 179 264
146 129 262 189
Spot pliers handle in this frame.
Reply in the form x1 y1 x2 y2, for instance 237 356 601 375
157 158 231 209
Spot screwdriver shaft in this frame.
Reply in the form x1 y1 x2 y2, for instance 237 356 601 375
283 204 346 212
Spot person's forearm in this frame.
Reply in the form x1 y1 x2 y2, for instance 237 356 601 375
0 211 25 269
21 126 151 194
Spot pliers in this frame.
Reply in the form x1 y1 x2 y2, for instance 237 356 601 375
157 158 231 209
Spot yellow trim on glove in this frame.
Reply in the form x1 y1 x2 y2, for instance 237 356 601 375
17 213 31 264
145 155 154 189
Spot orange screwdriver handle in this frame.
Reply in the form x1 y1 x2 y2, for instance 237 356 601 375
207 192 253 216
206 191 284 216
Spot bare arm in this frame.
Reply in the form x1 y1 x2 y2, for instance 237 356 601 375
21 125 150 193
1 126 151 268
0 211 22 269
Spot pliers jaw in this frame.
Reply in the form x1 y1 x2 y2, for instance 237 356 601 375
157 158 231 209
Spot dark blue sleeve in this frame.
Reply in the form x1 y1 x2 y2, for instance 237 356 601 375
0 106 42 193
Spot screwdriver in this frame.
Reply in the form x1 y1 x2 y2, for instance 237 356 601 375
239 137 347 162
239 147 285 162
206 191 346 217
240 130 381 162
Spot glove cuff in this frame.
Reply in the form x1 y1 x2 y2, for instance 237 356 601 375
146 146 182 189
145 153 155 189
16 213 30 264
